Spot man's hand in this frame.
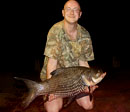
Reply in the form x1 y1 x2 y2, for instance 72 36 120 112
84 85 98 93
43 94 57 102
48 94 57 102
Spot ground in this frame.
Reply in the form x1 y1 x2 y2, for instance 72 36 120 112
0 68 130 112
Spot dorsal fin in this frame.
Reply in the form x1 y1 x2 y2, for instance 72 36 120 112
50 67 65 75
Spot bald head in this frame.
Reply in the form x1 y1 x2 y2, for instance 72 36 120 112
64 0 81 11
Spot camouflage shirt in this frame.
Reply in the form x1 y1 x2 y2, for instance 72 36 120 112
40 20 94 81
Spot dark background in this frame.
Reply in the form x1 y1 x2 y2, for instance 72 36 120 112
0 0 129 73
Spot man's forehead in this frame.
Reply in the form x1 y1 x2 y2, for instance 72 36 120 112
64 1 80 9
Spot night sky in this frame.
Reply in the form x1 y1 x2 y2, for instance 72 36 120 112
1 0 129 72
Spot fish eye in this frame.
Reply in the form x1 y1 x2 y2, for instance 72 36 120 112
96 73 100 77
97 70 101 73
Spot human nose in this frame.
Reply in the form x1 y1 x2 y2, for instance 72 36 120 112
70 9 74 14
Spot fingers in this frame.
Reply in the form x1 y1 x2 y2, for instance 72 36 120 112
84 86 89 93
84 85 98 93
90 85 98 93
48 94 56 101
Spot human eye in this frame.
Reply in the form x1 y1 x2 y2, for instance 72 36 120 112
65 7 71 12
74 8 80 12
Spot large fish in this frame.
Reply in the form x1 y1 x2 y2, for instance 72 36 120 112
14 66 106 108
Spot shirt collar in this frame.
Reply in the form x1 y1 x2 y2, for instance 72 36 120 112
61 20 82 42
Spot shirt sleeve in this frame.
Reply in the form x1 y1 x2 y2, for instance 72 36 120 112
44 26 61 59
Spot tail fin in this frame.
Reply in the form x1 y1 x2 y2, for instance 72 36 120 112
14 77 44 108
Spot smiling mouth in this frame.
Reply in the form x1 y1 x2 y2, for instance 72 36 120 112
68 16 75 18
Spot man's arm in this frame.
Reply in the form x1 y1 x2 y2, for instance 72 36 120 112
46 57 60 101
46 58 58 79
79 60 90 68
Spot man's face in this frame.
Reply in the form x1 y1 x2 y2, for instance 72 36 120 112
62 1 82 24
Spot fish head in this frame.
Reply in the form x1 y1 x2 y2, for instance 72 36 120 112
82 67 106 86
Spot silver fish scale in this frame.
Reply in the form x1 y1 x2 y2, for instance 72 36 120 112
49 75 86 97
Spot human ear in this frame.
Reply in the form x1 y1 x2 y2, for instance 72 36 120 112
79 11 82 18
62 9 65 17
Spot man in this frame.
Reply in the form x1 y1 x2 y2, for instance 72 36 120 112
40 0 99 111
